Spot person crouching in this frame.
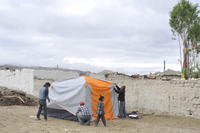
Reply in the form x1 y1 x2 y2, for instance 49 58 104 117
76 101 91 125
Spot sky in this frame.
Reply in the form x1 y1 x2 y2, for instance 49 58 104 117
0 0 199 75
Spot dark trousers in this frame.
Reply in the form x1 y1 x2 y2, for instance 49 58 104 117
95 114 106 127
77 115 91 125
119 101 126 118
37 100 47 120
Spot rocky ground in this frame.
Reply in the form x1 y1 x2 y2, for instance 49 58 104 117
0 106 200 133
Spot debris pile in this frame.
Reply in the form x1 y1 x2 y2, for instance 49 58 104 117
0 87 38 106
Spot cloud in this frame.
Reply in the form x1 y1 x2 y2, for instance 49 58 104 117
0 0 199 74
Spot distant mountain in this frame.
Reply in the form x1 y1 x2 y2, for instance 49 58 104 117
154 69 181 75
0 65 84 74
98 70 114 74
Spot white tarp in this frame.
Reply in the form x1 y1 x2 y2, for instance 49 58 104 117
48 77 89 115
47 76 118 118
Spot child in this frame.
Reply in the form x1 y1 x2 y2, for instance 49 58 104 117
95 95 106 127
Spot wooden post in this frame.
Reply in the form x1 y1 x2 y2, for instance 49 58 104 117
164 60 166 75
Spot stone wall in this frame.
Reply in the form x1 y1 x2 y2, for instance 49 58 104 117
33 69 80 97
1 67 200 119
89 73 106 80
0 69 34 94
0 68 80 97
106 73 200 119
34 69 79 81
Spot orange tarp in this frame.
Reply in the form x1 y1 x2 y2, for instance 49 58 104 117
84 76 115 120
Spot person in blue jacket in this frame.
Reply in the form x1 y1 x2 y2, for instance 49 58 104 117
36 82 51 121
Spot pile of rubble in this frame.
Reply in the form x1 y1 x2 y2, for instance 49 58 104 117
0 87 38 106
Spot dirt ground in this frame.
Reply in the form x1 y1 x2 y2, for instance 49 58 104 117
0 106 200 133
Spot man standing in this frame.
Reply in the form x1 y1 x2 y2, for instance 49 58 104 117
114 83 126 118
76 101 91 125
36 82 51 121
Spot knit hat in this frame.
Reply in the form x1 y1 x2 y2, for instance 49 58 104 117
80 101 85 105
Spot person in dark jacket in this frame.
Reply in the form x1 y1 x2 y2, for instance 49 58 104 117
114 83 126 118
36 82 51 121
95 95 106 127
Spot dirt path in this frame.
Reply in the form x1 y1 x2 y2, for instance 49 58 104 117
0 106 200 133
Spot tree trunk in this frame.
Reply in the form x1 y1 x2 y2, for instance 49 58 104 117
178 35 183 72
183 40 189 80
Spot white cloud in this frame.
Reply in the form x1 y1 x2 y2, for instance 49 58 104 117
62 57 180 74
59 0 96 16
0 0 199 74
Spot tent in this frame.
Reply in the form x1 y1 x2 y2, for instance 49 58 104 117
47 76 119 121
